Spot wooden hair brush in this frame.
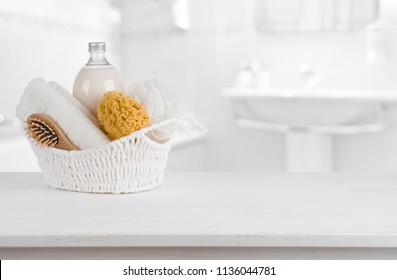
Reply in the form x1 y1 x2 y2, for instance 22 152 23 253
26 113 79 151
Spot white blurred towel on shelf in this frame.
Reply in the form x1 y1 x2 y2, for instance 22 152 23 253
255 0 301 30
16 78 110 149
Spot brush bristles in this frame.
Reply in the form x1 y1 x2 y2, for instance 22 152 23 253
26 117 59 147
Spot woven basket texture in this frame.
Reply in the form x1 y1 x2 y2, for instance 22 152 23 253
28 119 178 194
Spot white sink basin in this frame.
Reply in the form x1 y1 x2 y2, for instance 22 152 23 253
224 87 397 171
223 88 397 127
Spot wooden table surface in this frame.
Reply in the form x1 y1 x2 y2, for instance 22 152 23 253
1 172 397 248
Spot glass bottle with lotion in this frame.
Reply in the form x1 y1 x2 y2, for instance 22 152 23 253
73 42 124 116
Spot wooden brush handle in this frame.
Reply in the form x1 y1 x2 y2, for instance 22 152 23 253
28 113 80 151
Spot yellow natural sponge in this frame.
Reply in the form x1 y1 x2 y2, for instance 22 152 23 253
97 91 150 140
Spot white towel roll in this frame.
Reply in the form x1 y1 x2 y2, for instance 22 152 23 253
16 78 110 149
48 81 101 128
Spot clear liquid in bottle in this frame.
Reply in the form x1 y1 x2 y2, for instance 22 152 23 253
73 42 124 116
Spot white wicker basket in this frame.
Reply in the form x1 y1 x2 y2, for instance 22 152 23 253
28 118 179 194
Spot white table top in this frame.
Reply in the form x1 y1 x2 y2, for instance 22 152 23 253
0 172 397 248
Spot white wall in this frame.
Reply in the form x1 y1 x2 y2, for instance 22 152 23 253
120 0 397 172
120 0 285 172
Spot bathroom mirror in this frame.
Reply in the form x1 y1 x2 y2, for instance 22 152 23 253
255 0 379 32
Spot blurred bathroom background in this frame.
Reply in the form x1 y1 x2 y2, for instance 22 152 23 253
2 0 397 172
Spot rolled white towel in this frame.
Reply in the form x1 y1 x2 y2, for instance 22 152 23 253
48 81 101 128
16 78 110 149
